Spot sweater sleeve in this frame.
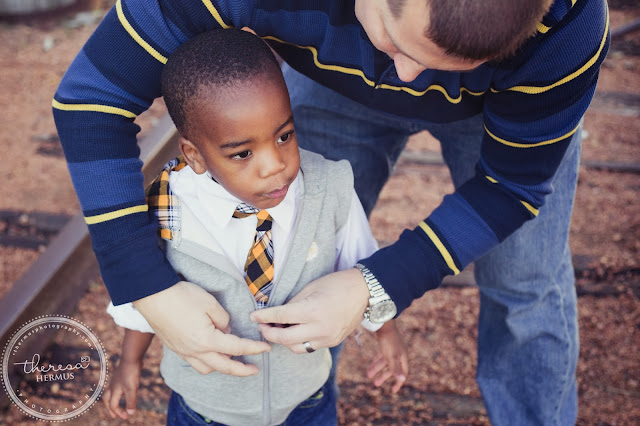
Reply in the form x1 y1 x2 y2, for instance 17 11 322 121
361 0 610 313
52 0 254 304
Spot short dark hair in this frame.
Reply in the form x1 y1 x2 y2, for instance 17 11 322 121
161 29 282 139
388 0 553 60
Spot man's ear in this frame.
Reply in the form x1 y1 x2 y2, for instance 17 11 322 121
179 137 207 175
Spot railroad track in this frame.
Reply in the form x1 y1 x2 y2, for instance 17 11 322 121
0 114 180 407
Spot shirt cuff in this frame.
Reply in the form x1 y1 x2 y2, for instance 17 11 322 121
106 302 155 334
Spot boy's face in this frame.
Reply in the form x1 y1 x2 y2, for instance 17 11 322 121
355 0 486 82
181 76 300 210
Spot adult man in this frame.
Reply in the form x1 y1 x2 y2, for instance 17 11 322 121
53 0 609 423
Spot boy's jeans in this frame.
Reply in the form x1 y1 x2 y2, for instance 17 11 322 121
284 64 580 426
166 378 337 426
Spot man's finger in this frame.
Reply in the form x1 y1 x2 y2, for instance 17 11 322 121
205 329 271 357
250 301 310 326
186 351 261 377
257 322 319 349
204 297 230 332
184 357 216 375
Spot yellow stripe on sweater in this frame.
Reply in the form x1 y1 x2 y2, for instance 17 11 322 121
116 0 167 64
85 205 148 225
537 22 550 34
52 99 137 118
201 0 232 28
484 122 580 148
492 6 609 95
418 221 460 275
263 35 485 103
537 0 578 34
521 201 539 216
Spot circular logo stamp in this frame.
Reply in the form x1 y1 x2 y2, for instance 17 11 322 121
1 315 108 422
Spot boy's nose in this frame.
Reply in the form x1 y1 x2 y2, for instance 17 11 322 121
258 148 287 179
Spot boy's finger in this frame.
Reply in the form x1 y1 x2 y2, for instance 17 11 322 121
108 387 128 420
102 389 115 418
392 373 407 394
366 354 387 379
374 369 393 387
125 388 138 416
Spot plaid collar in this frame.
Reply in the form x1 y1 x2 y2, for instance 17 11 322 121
146 156 187 240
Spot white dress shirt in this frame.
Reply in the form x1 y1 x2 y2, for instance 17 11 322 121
108 165 380 332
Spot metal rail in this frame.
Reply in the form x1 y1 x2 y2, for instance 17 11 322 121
0 113 179 407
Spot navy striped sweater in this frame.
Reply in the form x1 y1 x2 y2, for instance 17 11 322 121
53 0 609 310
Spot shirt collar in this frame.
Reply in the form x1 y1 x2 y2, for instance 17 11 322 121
194 169 301 230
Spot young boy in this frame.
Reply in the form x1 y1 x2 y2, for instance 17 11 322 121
103 29 408 425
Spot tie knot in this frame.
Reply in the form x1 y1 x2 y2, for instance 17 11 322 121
255 210 273 231
233 204 273 231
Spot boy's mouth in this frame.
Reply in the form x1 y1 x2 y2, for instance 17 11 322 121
265 184 289 199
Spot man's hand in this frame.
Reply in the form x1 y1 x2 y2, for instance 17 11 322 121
250 268 370 353
132 281 271 375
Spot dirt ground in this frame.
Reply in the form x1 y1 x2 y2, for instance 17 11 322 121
0 1 638 425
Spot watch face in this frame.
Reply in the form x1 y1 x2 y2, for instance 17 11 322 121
369 300 397 323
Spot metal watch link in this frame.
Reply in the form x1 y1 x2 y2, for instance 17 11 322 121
355 263 397 324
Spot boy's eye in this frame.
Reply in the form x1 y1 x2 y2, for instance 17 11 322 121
278 130 294 144
231 150 251 160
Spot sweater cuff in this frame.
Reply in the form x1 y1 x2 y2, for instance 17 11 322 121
359 229 451 314
96 232 180 305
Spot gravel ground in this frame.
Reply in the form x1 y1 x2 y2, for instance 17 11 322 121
0 2 638 425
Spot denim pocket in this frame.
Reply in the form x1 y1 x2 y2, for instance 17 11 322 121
284 380 337 426
168 391 218 425
297 387 325 409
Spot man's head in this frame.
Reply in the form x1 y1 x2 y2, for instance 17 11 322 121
356 0 552 82
162 29 300 210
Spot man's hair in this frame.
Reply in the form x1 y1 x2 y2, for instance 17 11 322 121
388 0 553 60
161 29 282 139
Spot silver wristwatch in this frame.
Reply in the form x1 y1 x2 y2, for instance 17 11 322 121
355 263 397 324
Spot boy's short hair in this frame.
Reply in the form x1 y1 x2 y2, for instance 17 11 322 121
388 0 553 60
161 29 282 140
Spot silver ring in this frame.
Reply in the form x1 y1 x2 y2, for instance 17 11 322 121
303 341 315 353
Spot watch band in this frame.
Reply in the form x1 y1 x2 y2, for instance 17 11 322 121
356 263 387 300
356 263 397 323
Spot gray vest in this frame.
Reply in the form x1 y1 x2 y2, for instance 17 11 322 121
160 150 354 426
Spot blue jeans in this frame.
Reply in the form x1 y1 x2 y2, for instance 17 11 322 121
284 64 580 425
166 378 336 426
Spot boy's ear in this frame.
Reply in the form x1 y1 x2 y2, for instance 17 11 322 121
179 137 207 175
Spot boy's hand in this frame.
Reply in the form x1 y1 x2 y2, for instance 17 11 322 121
103 359 143 420
133 281 271 376
367 320 409 394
